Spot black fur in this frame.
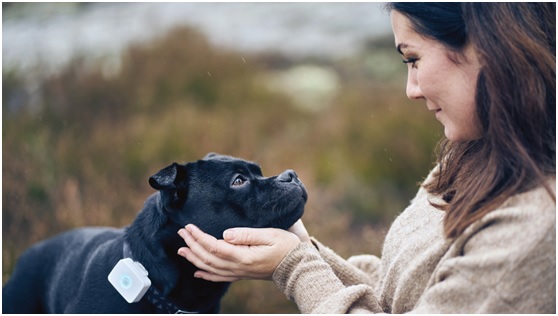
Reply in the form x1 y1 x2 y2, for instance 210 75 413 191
3 153 307 313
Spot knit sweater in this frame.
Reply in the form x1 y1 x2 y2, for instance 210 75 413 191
272 171 556 313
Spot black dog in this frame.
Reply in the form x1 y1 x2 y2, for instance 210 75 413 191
3 153 307 313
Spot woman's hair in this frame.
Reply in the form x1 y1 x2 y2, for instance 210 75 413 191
386 3 556 238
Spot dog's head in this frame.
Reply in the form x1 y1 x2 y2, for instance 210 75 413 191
148 153 307 238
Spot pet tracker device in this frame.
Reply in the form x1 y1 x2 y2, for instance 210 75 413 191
108 258 151 303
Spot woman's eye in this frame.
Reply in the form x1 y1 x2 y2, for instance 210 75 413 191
232 177 245 186
402 58 418 68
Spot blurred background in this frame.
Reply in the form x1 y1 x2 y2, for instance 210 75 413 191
3 3 442 313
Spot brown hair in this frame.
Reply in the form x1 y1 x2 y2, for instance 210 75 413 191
388 3 556 238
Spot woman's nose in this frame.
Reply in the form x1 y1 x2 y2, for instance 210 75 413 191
406 71 423 100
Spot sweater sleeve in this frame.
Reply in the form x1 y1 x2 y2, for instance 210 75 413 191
272 241 384 313
310 238 381 288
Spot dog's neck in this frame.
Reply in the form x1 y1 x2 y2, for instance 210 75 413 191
124 194 197 290
123 193 229 311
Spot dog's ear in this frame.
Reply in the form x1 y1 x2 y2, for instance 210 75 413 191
149 162 187 190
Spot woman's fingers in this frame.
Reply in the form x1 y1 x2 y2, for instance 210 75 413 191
182 224 241 260
192 270 240 283
177 246 239 282
223 226 281 246
177 227 237 276
177 224 302 281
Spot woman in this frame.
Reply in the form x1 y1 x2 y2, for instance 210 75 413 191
177 3 556 313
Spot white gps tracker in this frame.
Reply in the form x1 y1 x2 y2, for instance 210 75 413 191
108 258 152 303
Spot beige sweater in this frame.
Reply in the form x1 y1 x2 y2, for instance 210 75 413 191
272 172 556 313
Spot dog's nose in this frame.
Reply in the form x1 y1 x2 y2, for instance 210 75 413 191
278 170 298 183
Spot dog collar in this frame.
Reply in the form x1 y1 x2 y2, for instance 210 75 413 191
122 242 199 314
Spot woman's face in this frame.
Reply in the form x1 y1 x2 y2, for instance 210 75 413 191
391 11 482 142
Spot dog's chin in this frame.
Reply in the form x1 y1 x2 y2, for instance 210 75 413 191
272 199 305 231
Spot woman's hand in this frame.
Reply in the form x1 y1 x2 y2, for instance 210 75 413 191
288 219 311 243
177 221 307 282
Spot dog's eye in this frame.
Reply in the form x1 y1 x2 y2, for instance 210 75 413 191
232 176 246 187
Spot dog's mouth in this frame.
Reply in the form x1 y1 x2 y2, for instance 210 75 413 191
283 198 305 228
266 183 307 230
